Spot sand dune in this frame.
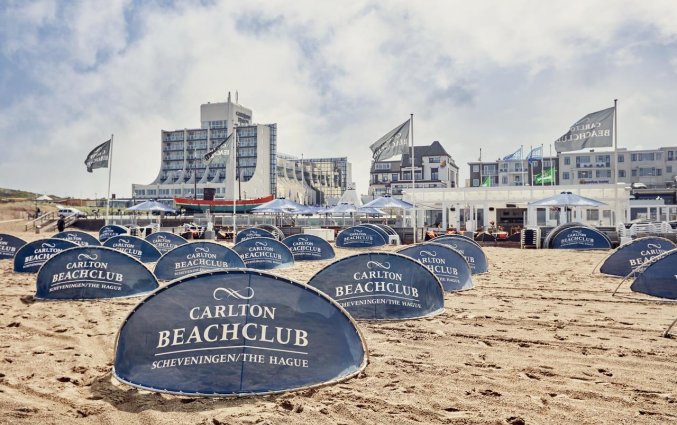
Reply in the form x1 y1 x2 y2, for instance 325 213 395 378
0 230 675 424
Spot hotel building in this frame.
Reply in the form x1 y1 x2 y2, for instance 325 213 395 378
132 95 352 205
468 147 677 189
368 141 459 198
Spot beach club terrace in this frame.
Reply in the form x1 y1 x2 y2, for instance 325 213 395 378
404 183 630 232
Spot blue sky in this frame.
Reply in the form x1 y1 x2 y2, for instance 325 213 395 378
2 0 677 198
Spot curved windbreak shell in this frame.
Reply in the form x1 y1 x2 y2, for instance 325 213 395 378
543 222 586 248
233 238 295 270
357 224 390 242
630 249 677 299
425 238 488 274
256 224 284 241
549 226 611 250
0 234 27 260
103 235 162 263
99 225 129 242
113 270 367 396
398 243 473 292
433 234 481 248
307 252 445 320
600 237 676 277
53 231 100 247
282 234 336 261
154 242 245 281
236 228 275 244
14 238 79 273
375 224 398 236
35 246 159 300
336 226 386 248
145 232 187 254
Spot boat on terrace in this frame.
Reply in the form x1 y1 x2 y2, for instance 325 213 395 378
174 195 275 213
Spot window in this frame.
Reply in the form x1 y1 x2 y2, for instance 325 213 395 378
631 169 637 177
618 170 626 178
635 152 656 161
576 156 592 168
472 165 479 172
669 151 674 161
472 179 479 186
501 176 508 184
595 155 610 167
631 153 637 162
563 172 570 180
482 165 497 175
375 163 391 170
431 167 439 180
596 170 611 178
564 157 571 165
429 156 440 163
618 154 624 163
667 166 672 173
586 209 599 221
392 173 398 181
639 167 659 176
577 170 592 179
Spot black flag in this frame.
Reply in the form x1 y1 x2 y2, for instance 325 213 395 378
370 119 410 161
84 139 111 172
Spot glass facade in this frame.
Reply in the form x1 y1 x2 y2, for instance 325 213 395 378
301 157 349 205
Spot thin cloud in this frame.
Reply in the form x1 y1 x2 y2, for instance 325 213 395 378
1 1 677 197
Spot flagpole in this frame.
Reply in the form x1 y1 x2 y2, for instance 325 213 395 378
410 113 416 244
550 144 554 186
541 144 544 186
232 125 237 237
105 134 114 225
479 148 482 187
613 99 618 226
613 99 618 186
529 145 533 186
520 145 524 186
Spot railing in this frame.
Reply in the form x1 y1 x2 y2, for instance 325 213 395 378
25 212 57 232
38 214 79 233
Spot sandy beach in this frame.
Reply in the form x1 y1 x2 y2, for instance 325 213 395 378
0 230 676 424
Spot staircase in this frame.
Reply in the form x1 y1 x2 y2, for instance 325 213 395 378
25 212 78 233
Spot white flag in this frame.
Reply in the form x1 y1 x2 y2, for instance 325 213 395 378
370 119 410 161
204 132 234 164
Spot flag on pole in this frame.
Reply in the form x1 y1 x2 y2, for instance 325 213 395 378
84 139 111 172
370 119 411 161
502 148 522 161
527 146 543 164
534 167 555 185
554 107 615 153
204 132 234 164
